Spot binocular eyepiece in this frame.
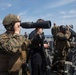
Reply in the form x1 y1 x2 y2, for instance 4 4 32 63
20 21 51 29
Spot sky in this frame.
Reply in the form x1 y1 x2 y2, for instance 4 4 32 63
0 0 76 35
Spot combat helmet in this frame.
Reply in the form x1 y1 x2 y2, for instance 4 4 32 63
59 25 65 33
2 14 21 25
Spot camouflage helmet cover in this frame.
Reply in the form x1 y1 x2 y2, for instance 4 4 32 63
2 14 21 25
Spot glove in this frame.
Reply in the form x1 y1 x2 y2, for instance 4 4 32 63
22 63 29 75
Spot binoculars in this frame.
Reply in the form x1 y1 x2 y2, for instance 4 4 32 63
20 21 51 29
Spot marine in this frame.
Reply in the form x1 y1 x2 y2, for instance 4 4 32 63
51 23 60 46
51 25 71 75
0 14 31 75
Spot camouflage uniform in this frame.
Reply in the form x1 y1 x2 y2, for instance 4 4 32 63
52 26 71 75
51 23 60 46
0 14 31 75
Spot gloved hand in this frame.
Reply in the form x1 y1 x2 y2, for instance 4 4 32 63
22 63 30 75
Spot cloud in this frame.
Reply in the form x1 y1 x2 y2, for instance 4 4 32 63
39 13 52 20
60 9 76 15
0 3 12 10
26 14 51 21
18 11 37 22
60 9 76 19
60 11 66 15
22 16 38 22
0 20 2 24
18 11 52 22
33 0 75 14
18 11 27 16
7 3 12 7
44 0 75 9
69 9 76 14
63 14 76 18
0 19 5 31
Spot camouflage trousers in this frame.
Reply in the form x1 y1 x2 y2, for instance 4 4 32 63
51 50 67 75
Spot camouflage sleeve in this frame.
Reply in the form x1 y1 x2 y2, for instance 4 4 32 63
65 31 71 39
57 31 71 41
0 34 22 53
0 32 31 54
57 32 68 40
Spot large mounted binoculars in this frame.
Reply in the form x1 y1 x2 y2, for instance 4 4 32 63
20 21 51 29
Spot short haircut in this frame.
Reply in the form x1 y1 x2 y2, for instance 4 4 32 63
36 19 44 22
